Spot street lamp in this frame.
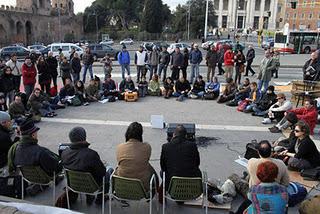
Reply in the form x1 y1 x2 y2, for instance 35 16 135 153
234 0 239 41
204 0 209 40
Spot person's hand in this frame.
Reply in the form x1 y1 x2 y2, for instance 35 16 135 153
279 150 288 156
284 112 287 116
268 112 272 117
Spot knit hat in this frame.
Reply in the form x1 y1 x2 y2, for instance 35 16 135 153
0 112 10 123
20 119 40 135
69 127 87 143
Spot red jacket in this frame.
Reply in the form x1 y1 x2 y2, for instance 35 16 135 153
22 63 37 85
289 107 318 135
224 51 234 66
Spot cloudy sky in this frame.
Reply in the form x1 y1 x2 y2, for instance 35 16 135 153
4 0 186 13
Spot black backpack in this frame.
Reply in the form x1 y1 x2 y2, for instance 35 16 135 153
244 140 260 160
301 166 320 181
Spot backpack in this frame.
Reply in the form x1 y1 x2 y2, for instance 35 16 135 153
300 167 320 181
237 100 249 112
203 92 216 100
287 182 307 207
244 140 260 160
71 96 82 106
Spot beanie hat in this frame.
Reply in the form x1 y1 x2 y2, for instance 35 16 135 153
0 112 10 123
69 127 86 143
20 119 40 135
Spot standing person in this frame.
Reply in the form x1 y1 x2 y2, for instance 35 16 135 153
0 67 15 105
257 50 275 92
134 46 147 83
58 48 64 77
37 56 51 95
158 46 170 82
46 51 58 89
224 47 235 79
5 53 22 92
271 51 280 78
189 44 203 84
69 47 76 61
245 45 255 76
205 46 218 82
70 53 81 84
181 48 189 80
234 50 246 85
21 57 37 98
149 46 159 80
82 47 94 83
0 112 14 168
118 46 131 80
217 45 225 75
60 57 72 86
170 47 184 81
100 54 112 81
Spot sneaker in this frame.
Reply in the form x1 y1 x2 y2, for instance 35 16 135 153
262 118 271 124
83 102 89 106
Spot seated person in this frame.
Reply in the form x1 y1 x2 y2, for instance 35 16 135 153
269 99 318 134
115 122 158 192
160 125 201 190
262 93 292 124
119 75 136 92
204 76 220 100
303 51 320 81
58 127 113 206
226 78 251 106
9 94 26 120
251 85 277 116
138 77 148 97
85 79 101 102
242 82 261 112
246 161 288 214
0 112 14 168
74 80 89 105
189 75 205 99
0 93 8 112
59 78 75 103
162 77 174 99
148 74 161 96
102 74 118 98
173 76 191 101
8 119 62 176
217 78 237 103
28 88 56 117
279 121 320 171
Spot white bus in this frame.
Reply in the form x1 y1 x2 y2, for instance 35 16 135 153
274 31 320 54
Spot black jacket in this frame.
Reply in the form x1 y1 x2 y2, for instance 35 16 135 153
256 92 277 110
171 52 184 67
160 136 201 189
303 59 320 81
71 58 81 74
61 143 106 184
46 56 58 76
119 80 135 92
192 80 205 93
37 62 51 84
0 73 15 93
175 80 191 93
59 84 75 99
13 136 62 176
246 49 255 62
0 126 13 168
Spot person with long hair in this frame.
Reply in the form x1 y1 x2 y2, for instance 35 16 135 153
37 56 51 94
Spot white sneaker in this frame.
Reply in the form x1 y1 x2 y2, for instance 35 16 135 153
262 118 271 124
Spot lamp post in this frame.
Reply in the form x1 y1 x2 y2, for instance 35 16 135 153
204 0 209 40
92 9 99 42
233 0 239 42
188 4 191 40
57 5 61 42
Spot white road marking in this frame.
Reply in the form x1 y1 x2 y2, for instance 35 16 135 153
41 118 269 132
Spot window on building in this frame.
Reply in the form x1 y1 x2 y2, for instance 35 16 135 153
253 16 259 29
277 6 281 13
55 3 57 7
237 16 244 28
311 0 315 7
264 0 271 11
60 3 63 8
307 24 311 29
238 0 245 10
223 0 228 10
292 24 296 30
222 16 228 28
255 0 261 11
293 13 297 19
213 0 219 10
303 0 307 7
309 13 313 19
301 13 305 19
286 13 289 19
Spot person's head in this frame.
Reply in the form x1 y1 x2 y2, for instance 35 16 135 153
125 122 143 142
85 47 90 53
11 53 17 62
276 93 286 103
266 85 275 94
122 45 127 51
139 45 143 52
25 57 31 65
48 51 53 57
152 74 159 82
105 53 110 58
14 94 22 104
294 120 310 138
33 88 41 97
58 48 62 53
76 80 84 88
69 127 87 143
218 44 223 50
197 75 203 82
256 161 279 183
62 56 68 63
213 76 218 83
38 55 44 63
19 119 40 139
74 52 79 58
4 66 12 75
173 125 187 138
248 45 253 49
162 46 167 51
166 77 172 84
175 47 180 53
304 99 315 110
183 47 188 53
0 112 12 130
194 44 199 50
243 78 250 85
211 45 216 51
65 78 72 86
265 50 271 58
89 79 95 86
105 74 111 81
258 140 272 158
310 51 318 60
250 82 257 90
126 75 132 82
226 77 233 84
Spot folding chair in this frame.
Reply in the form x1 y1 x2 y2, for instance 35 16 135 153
64 168 106 214
162 171 208 214
18 165 56 205
109 171 157 214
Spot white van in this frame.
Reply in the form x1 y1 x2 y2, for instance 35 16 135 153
45 43 83 58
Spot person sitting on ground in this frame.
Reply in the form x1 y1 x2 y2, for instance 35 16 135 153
9 94 27 121
60 57 72 85
0 93 8 112
279 121 320 171
85 79 101 102
162 77 174 99
160 125 201 192
242 82 261 112
269 99 318 134
251 85 277 116
115 122 158 192
204 76 220 100
119 75 136 93
173 76 191 102
28 88 56 118
102 74 118 98
148 74 161 96
226 78 251 106
57 127 113 207
262 93 292 124
138 77 148 97
189 75 206 99
217 77 237 103
74 80 89 105
8 119 62 176
246 161 288 214
59 78 75 104
0 112 14 169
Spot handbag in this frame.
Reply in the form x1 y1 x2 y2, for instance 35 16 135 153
239 64 245 73
301 167 320 181
237 100 249 112
0 175 23 199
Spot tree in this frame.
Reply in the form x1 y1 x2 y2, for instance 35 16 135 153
141 0 167 33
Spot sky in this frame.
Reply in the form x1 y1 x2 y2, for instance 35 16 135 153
3 0 186 13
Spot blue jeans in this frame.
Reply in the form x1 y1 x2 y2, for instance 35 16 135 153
82 64 93 83
24 84 35 98
121 64 130 79
258 80 269 93
252 105 268 116
190 63 199 84
158 64 168 82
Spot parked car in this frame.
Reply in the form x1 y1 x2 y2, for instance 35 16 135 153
100 39 114 46
120 38 134 45
167 43 191 54
44 43 83 59
28 45 46 55
201 40 215 50
141 42 154 51
88 44 119 61
0 46 30 61
261 38 274 49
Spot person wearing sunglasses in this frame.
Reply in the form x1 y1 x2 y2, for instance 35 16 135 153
279 121 320 171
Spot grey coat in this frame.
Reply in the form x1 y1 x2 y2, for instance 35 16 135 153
258 57 276 82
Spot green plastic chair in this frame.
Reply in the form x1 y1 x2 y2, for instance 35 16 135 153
17 165 56 205
64 168 106 214
109 171 157 214
162 171 208 214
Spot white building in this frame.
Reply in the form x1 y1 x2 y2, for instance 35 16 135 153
213 0 279 30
